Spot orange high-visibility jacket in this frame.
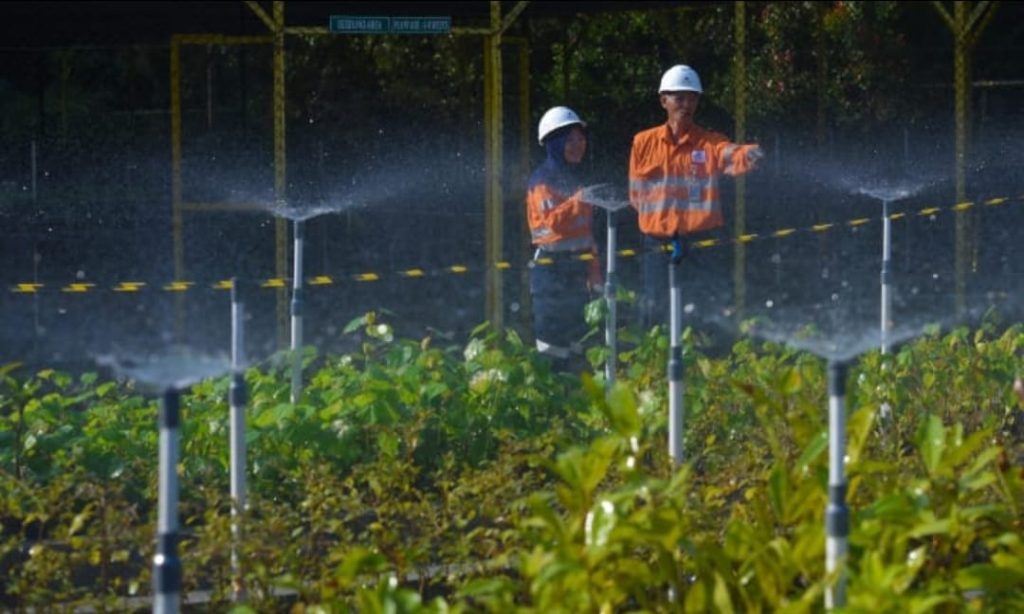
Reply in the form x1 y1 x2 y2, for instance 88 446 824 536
630 123 758 238
526 180 595 252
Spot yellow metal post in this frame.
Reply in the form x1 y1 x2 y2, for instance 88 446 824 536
932 0 997 314
273 1 288 347
518 39 532 332
170 36 186 336
484 2 504 331
933 1 995 311
457 3 527 332
954 2 969 313
815 3 828 151
733 1 747 319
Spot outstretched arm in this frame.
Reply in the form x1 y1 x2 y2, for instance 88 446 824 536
715 140 764 176
529 183 591 231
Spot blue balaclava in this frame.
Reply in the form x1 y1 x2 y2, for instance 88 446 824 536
538 125 584 194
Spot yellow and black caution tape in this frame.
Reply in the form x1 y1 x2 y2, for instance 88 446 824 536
8 193 1021 295
62 283 95 293
163 281 194 292
113 282 146 293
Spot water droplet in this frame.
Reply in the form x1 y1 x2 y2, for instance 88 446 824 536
932 273 939 280
831 293 839 302
765 300 774 308
770 253 781 264
76 270 85 280
684 303 695 314
821 268 830 279
509 302 520 313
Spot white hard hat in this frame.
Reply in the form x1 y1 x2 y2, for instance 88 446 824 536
658 65 703 94
537 106 586 145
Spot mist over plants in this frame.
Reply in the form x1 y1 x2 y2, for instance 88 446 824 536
1 1 1023 610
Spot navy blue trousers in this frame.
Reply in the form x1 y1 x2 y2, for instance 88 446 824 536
529 255 590 352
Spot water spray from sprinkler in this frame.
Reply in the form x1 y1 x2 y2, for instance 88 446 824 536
95 349 230 613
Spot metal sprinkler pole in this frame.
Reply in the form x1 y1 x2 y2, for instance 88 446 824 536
229 278 248 602
668 243 684 466
826 361 850 610
605 210 617 388
154 388 182 614
880 200 892 354
290 220 305 404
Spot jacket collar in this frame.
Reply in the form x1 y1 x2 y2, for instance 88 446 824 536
660 122 702 146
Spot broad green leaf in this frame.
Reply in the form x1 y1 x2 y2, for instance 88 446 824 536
908 518 951 539
585 499 617 547
377 430 399 458
0 362 22 377
768 463 788 521
955 563 1024 592
457 577 515 598
713 573 735 614
917 414 945 476
796 431 828 471
780 366 802 394
343 313 371 334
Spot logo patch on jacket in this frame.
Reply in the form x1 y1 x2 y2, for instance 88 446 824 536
692 150 706 164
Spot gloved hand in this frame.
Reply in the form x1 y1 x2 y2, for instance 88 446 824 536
746 145 765 168
586 257 603 291
670 237 685 265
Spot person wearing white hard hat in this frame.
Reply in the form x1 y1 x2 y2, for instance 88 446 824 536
525 106 602 367
630 65 764 328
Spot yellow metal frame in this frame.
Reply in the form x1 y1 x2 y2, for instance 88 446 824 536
931 0 998 313
172 1 530 339
171 1 331 345
456 1 529 332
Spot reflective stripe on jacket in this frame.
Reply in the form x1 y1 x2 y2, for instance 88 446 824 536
526 180 595 252
629 123 757 238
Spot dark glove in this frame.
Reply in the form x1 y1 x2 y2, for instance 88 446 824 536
670 237 685 265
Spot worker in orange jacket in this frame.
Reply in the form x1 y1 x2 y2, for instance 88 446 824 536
630 65 763 327
526 106 602 364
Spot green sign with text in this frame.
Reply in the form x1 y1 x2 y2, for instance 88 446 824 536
329 16 451 35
